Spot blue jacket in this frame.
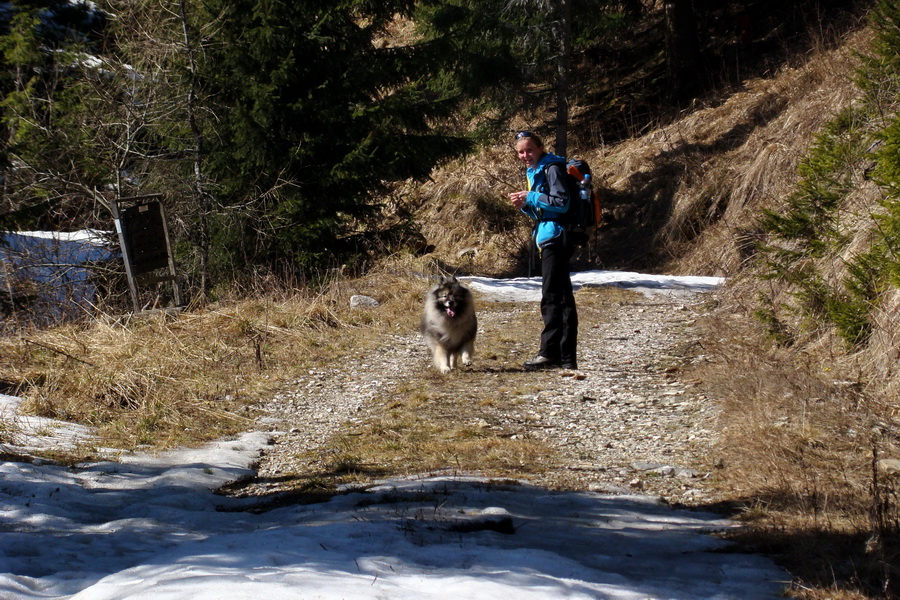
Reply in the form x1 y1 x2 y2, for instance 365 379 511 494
520 153 571 248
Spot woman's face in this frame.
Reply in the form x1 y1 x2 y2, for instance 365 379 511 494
515 138 544 168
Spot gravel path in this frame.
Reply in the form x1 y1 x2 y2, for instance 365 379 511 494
250 288 721 505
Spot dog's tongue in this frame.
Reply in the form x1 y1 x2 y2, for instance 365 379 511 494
446 308 456 318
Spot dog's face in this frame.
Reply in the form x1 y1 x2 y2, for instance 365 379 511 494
431 277 467 318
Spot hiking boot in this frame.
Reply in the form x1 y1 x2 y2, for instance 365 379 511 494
523 355 561 370
561 360 578 370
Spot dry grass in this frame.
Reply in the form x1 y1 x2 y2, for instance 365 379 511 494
405 143 533 277
692 281 900 599
322 374 557 482
587 27 870 276
0 256 434 453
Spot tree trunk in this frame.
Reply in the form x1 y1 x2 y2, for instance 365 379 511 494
664 0 700 101
555 0 572 158
179 0 211 299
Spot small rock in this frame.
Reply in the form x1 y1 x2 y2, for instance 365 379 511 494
632 461 667 472
675 468 700 479
589 482 630 494
681 489 705 501
350 295 379 308
877 458 900 476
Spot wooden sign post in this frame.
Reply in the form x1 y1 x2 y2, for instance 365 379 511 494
112 194 182 313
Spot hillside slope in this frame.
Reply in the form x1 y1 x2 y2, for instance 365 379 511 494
409 28 869 277
594 31 868 277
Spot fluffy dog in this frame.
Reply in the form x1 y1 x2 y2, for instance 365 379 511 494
420 276 477 373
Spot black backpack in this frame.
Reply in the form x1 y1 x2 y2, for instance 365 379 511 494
542 158 601 245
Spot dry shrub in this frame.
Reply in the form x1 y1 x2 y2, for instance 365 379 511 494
16 309 277 447
372 15 419 48
860 289 900 398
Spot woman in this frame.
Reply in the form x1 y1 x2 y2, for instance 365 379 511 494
508 131 578 370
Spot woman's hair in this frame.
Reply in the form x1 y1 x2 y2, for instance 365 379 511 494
514 130 543 147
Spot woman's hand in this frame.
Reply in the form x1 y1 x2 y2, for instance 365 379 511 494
509 191 528 210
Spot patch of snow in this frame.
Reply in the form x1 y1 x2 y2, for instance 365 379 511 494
464 269 725 301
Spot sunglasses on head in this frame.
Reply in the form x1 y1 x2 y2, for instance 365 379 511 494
514 131 534 140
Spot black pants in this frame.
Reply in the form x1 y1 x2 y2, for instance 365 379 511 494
539 240 578 363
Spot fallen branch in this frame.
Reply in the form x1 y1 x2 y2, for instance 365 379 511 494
23 339 96 367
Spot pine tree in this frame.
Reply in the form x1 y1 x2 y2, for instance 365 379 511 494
0 1 111 229
867 0 900 292
195 0 483 271
756 0 900 348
